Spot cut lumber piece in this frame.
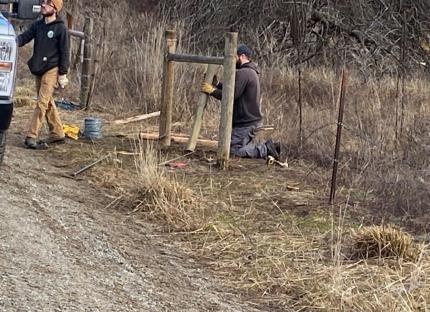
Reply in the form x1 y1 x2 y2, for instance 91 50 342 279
139 132 217 147
111 111 161 125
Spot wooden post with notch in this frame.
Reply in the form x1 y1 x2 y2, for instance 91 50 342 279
186 64 219 152
159 30 177 147
217 32 237 169
80 17 93 109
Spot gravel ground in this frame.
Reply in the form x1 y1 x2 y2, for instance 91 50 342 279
0 113 262 312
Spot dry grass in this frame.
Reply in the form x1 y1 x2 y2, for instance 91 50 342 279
349 225 422 262
53 1 430 309
67 4 430 224
131 140 206 231
185 196 430 310
43 109 430 310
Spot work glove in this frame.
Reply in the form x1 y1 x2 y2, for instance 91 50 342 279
201 82 215 94
58 75 69 89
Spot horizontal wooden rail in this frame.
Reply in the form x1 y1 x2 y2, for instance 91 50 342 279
68 29 85 39
167 53 224 65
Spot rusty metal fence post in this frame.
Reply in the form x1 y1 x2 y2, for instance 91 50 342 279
80 17 93 110
329 68 348 205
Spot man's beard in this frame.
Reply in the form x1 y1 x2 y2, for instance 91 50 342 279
42 10 55 17
236 60 241 69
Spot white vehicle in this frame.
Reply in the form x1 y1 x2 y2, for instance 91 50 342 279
0 0 39 164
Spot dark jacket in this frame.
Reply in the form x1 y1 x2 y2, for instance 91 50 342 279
212 62 262 127
18 18 69 76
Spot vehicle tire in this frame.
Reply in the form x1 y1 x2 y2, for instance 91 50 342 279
0 131 6 165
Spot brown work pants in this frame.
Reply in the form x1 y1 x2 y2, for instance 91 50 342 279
27 67 65 139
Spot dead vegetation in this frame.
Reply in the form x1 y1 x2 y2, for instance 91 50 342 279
126 146 430 310
130 141 206 231
30 102 429 310
349 225 421 262
58 0 430 231
22 0 430 310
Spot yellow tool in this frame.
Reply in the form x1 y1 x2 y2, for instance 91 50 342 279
63 124 80 140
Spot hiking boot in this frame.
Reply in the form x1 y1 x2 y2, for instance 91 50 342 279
41 136 66 145
24 137 48 150
24 137 38 149
265 139 281 161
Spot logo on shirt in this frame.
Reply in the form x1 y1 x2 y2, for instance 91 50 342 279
47 31 54 39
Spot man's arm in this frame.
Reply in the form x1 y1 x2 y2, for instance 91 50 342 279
210 70 248 100
57 25 70 75
17 23 36 47
211 87 222 100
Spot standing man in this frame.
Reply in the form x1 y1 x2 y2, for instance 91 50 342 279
201 44 281 160
18 0 69 149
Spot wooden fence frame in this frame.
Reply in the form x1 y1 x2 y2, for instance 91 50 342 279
159 30 237 169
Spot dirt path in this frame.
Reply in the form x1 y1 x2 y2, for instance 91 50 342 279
0 118 261 311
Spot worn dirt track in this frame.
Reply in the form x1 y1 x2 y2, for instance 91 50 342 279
0 115 262 311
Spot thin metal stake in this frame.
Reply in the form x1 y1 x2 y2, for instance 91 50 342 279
72 154 110 177
330 68 348 205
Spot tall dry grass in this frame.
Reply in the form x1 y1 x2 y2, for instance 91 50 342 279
184 185 430 310
128 138 430 310
64 0 430 229
10 0 429 309
131 140 206 231
63 0 430 227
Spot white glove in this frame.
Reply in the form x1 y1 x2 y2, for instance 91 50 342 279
58 75 69 89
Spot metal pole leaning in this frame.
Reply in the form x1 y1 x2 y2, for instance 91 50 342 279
159 30 177 147
329 68 348 205
66 12 74 65
186 64 219 152
80 17 93 109
217 32 237 169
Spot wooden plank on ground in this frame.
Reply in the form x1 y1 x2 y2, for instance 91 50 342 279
111 111 161 125
139 132 217 147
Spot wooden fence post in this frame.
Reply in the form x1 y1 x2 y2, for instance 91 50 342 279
217 32 237 169
186 64 218 152
80 17 93 110
159 30 177 147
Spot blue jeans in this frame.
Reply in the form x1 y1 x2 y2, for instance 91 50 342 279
230 125 267 159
